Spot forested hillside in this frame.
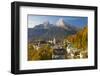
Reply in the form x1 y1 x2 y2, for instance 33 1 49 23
66 26 88 50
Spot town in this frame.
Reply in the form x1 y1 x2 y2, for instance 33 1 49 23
28 37 88 60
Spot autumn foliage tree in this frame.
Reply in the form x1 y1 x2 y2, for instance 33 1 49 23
28 43 53 61
38 44 52 60
66 26 88 49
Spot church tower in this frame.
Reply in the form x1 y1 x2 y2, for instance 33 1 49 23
53 37 56 45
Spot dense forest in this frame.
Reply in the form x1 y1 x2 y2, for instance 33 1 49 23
66 26 88 49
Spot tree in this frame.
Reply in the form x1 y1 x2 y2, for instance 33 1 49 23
38 44 52 60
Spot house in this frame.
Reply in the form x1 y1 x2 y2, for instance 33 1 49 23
52 48 66 59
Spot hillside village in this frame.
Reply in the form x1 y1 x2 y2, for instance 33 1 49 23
28 35 87 60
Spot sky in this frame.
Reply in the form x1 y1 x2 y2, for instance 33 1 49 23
28 15 88 28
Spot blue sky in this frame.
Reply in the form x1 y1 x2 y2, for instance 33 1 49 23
28 15 88 28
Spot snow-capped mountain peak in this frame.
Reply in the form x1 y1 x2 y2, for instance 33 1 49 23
42 21 50 29
43 21 50 26
56 18 64 26
56 18 68 29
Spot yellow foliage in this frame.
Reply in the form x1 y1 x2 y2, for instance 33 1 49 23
66 26 88 49
28 44 53 61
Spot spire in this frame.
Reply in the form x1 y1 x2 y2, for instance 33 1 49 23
53 37 56 45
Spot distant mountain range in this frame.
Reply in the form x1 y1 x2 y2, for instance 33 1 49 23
28 18 80 42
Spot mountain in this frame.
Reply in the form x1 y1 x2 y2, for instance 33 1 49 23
34 21 53 29
56 18 79 31
28 18 80 42
56 18 68 29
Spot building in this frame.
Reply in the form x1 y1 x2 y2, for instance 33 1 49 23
52 48 66 59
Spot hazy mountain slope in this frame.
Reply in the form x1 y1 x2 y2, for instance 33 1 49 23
28 18 80 41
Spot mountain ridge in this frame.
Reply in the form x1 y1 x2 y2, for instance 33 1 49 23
28 18 80 42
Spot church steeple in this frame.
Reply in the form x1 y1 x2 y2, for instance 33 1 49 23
53 37 56 45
